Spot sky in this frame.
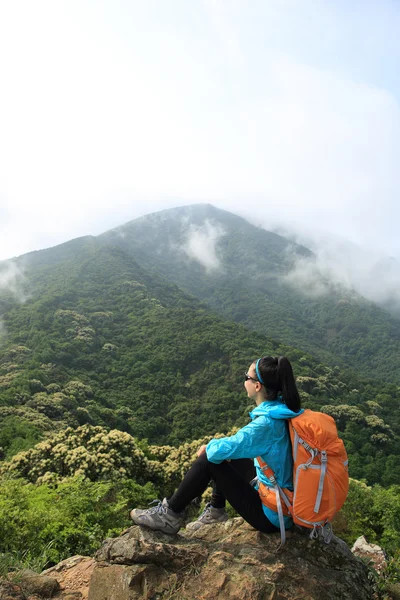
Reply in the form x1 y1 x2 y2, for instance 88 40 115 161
0 0 399 269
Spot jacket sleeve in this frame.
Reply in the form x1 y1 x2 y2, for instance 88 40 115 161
206 416 273 464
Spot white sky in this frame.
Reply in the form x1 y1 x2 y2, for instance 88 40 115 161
0 0 399 263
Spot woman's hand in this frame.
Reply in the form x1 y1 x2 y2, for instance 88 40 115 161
197 444 207 457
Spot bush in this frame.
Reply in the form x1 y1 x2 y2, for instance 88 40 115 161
336 479 400 556
0 476 158 566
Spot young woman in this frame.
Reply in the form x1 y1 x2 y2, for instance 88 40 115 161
130 356 303 534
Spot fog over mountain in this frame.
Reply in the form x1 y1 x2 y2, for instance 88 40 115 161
0 2 399 270
2 205 399 318
0 261 27 339
180 220 226 273
152 209 400 316
271 224 400 314
0 261 26 299
1 202 400 399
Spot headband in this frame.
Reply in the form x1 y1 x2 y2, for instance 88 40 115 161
255 358 265 385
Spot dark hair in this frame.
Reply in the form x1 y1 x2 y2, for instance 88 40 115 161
255 356 301 413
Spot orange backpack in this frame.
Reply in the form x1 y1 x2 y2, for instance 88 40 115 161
256 409 349 546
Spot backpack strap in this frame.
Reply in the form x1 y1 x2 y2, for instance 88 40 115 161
256 456 293 547
256 456 276 482
314 450 328 513
274 484 286 547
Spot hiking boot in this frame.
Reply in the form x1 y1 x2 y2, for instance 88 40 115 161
130 498 183 534
186 503 228 531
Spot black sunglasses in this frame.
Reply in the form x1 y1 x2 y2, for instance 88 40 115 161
244 372 259 382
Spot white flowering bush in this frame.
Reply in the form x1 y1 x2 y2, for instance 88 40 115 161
1 424 242 495
149 428 239 491
2 425 165 487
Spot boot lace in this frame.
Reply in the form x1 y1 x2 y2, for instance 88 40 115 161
146 499 167 515
198 503 213 521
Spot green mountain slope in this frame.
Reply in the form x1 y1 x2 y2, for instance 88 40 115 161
99 203 400 384
0 237 399 485
0 241 292 446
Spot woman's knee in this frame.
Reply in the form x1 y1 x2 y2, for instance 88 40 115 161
193 453 221 477
187 452 214 476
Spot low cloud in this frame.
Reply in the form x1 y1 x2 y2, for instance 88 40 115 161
280 228 400 313
182 220 225 273
0 261 28 342
0 260 27 303
283 256 343 298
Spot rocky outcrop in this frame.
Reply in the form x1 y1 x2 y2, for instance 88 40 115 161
91 518 372 599
1 558 94 600
42 556 95 599
9 569 60 598
2 519 374 600
351 535 387 574
0 580 28 600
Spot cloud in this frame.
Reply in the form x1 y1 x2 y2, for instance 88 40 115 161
0 260 27 303
0 260 27 342
203 0 245 67
182 220 225 272
283 256 340 299
0 0 399 265
229 59 400 251
280 227 400 312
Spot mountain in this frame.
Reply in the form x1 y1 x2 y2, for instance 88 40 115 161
98 203 400 385
0 225 399 487
1 240 272 444
5 203 398 387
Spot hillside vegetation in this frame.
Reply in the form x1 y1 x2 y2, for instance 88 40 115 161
0 240 399 487
0 426 399 572
0 210 400 580
99 204 400 384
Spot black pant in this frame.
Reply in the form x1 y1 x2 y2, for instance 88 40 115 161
168 454 278 534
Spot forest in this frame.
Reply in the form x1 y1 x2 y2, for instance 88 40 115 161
0 206 399 585
99 204 400 384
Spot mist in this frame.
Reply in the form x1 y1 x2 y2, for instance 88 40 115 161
181 220 225 273
0 260 27 302
278 226 400 313
0 261 28 341
1 2 399 264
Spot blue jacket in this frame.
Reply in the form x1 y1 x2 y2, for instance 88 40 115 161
206 399 304 529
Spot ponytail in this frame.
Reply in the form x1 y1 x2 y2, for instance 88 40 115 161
255 355 301 413
277 356 301 413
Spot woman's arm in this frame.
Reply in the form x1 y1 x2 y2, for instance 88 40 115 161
206 417 273 463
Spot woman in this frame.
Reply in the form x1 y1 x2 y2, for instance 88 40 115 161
130 356 303 534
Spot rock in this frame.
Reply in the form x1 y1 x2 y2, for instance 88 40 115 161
95 525 209 569
0 580 26 600
88 518 373 599
11 570 60 598
41 556 94 599
351 535 387 573
5 520 371 600
88 564 168 600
